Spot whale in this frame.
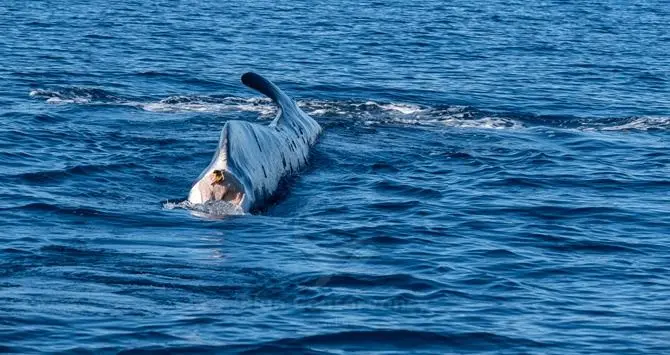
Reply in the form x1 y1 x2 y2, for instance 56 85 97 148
188 72 322 212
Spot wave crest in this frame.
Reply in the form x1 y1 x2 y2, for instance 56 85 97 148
597 116 670 131
142 96 275 116
29 87 119 104
29 88 669 131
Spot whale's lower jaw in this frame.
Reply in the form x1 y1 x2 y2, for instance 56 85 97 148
187 185 204 205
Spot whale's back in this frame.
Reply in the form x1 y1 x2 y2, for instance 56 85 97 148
188 72 321 212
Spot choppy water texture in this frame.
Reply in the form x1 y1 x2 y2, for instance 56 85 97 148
1 0 670 354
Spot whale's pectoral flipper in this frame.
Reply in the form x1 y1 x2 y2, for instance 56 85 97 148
241 72 294 109
241 72 304 128
241 72 322 143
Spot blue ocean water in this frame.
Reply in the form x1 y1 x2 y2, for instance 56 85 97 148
1 0 669 353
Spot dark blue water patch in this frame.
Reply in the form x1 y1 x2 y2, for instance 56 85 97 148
106 329 552 354
295 272 445 292
251 329 551 353
4 162 141 185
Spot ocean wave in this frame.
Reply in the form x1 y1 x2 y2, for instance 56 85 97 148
29 87 120 104
236 329 549 353
595 116 670 131
29 88 670 131
0 202 109 217
108 329 548 354
141 96 275 116
299 100 527 130
29 88 519 129
295 272 445 291
6 162 140 185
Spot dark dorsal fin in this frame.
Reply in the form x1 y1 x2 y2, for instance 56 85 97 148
241 72 295 112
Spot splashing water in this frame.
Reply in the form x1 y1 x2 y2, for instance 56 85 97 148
163 200 245 217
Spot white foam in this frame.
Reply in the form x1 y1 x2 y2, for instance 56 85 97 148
142 102 227 113
45 97 90 104
297 100 427 116
29 88 106 105
446 105 469 113
140 97 276 116
599 117 670 131
29 89 527 131
441 116 524 129
378 103 425 115
343 99 523 130
307 108 328 116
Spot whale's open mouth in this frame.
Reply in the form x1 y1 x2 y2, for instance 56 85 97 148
188 169 245 206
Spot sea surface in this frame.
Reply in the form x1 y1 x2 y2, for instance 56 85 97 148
1 0 669 354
